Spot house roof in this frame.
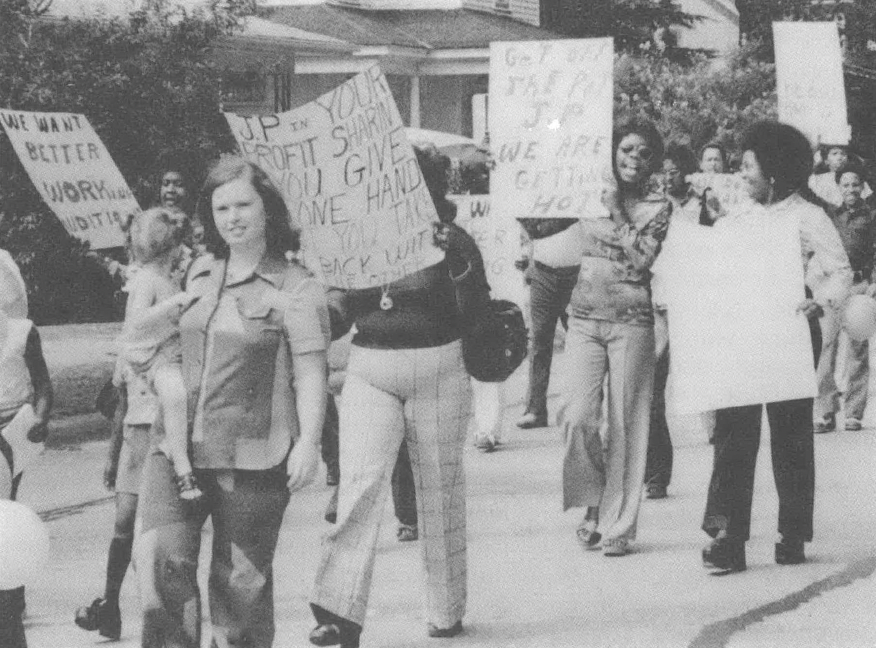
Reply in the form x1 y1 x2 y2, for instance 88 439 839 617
262 4 564 50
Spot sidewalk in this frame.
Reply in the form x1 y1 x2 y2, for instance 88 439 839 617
18 348 876 648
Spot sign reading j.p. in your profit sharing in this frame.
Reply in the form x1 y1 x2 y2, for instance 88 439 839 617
0 110 136 249
224 66 443 289
489 38 613 220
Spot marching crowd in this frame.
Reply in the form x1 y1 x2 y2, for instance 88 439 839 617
1 115 875 648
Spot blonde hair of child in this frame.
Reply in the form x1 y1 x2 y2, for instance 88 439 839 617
126 207 185 266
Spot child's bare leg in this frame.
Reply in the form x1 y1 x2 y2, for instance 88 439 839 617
153 364 201 500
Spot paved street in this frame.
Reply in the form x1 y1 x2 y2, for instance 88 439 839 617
16 348 876 648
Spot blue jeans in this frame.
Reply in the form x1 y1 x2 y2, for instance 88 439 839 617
561 318 655 542
525 261 579 420
137 454 290 648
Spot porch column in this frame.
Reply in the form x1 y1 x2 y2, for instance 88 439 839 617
410 75 421 128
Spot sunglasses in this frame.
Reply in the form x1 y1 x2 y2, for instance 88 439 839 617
619 144 654 162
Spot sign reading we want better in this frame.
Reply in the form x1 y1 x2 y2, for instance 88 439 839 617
489 38 613 221
0 110 135 249
224 66 443 289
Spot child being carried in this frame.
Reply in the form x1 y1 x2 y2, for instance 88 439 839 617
120 207 201 500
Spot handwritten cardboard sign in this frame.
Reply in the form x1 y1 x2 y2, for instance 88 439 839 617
687 173 753 216
450 194 526 305
224 66 443 289
774 22 850 146
661 215 816 414
488 38 613 221
0 110 135 249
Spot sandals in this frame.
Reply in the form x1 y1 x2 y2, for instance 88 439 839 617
176 473 203 501
814 413 836 434
397 524 418 542
602 537 630 557
575 520 601 549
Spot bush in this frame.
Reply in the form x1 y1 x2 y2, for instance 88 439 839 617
0 0 240 324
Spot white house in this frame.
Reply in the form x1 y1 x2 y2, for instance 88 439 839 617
674 0 739 55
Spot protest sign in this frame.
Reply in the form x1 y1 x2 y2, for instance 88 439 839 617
661 215 816 414
224 66 443 289
488 38 613 221
774 21 850 146
687 172 753 217
0 110 135 249
450 194 526 305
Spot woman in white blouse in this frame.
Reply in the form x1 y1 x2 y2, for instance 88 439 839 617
701 121 852 574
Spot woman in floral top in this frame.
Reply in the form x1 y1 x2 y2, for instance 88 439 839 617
561 117 671 557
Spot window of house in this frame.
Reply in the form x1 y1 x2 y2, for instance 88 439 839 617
220 69 265 108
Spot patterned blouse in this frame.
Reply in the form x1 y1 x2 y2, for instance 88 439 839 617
568 191 672 325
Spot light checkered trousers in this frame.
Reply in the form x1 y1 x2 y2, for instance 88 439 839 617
312 340 472 629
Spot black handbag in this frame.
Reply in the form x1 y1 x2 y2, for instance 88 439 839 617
462 298 528 383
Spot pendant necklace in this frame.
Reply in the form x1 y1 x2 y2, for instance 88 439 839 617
380 284 394 311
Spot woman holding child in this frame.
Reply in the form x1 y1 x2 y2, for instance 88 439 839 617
136 156 330 648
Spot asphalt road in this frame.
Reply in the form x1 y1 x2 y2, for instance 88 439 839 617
16 351 876 648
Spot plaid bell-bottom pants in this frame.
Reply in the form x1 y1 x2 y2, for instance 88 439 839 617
312 341 472 629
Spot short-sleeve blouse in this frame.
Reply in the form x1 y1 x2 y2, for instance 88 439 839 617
179 252 329 470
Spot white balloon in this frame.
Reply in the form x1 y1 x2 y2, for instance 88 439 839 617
0 500 50 589
843 294 876 342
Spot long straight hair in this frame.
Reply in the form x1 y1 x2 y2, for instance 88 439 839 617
196 157 300 259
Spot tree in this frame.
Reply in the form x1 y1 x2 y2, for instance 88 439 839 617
0 0 247 324
541 0 700 55
735 0 876 60
615 44 778 162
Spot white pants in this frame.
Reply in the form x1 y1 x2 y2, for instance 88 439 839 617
471 379 505 445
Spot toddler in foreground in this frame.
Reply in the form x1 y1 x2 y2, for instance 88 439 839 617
121 207 200 500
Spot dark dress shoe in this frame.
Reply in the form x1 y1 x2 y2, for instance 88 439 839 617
74 597 121 639
324 487 339 524
645 483 667 500
309 605 362 648
75 598 101 631
702 537 746 574
775 537 806 565
309 623 360 648
427 620 463 638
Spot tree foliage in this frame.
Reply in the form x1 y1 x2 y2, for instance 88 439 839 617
735 0 876 60
615 45 778 164
542 0 700 55
0 0 242 324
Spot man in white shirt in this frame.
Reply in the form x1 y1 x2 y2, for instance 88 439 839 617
516 219 584 429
